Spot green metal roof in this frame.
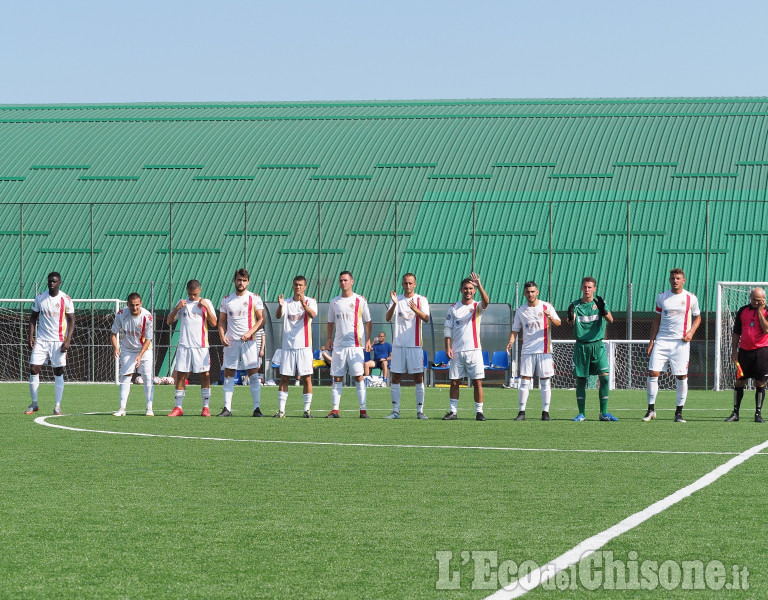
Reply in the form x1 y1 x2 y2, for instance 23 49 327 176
0 97 766 310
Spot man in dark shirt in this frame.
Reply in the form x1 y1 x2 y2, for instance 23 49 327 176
365 332 392 379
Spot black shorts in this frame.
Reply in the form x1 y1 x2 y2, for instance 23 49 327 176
737 346 768 381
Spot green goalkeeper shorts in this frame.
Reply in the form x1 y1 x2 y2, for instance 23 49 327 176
573 341 609 378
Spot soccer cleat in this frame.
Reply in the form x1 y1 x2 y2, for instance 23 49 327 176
756 413 765 423
326 410 340 418
274 411 285 418
724 411 739 422
599 412 619 422
385 411 400 419
642 409 656 422
476 412 487 421
53 406 62 416
252 407 263 417
442 411 457 420
514 411 526 421
359 410 370 419
113 409 127 417
168 406 184 417
572 413 586 422
217 408 232 417
25 404 39 415
541 411 551 421
145 409 154 416
303 410 314 418
674 413 686 423
201 407 211 417
417 412 428 420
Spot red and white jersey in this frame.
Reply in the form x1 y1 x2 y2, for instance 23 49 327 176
329 293 371 348
176 298 214 348
219 291 263 341
512 301 559 354
655 289 700 341
444 301 484 353
112 307 153 352
388 294 430 348
32 290 74 342
281 297 318 350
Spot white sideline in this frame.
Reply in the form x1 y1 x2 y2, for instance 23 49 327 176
484 436 768 599
34 413 745 455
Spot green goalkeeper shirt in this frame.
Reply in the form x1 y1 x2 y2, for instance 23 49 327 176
570 298 609 343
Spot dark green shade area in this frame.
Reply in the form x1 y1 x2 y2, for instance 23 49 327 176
0 230 50 235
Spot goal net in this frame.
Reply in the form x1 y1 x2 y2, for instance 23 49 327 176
0 299 125 383
715 282 768 391
550 340 676 390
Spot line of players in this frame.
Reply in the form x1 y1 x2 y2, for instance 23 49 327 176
22 268 767 423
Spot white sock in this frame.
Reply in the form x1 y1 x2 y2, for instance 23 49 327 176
278 391 288 413
540 378 551 412
250 376 261 409
518 379 532 411
201 387 211 408
449 397 458 414
29 373 40 405
223 377 235 410
175 389 185 408
141 364 154 410
119 379 131 410
475 401 484 414
647 376 659 405
303 393 312 411
355 379 366 410
676 378 688 407
331 382 342 410
391 383 401 413
54 374 64 407
415 382 425 413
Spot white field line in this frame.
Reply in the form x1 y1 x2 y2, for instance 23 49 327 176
34 413 747 455
484 436 768 599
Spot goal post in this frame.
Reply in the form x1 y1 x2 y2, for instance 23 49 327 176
0 298 125 384
715 282 768 391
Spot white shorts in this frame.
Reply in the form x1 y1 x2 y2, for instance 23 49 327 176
520 353 554 378
280 347 314 377
119 350 153 378
176 346 210 374
649 339 690 375
30 340 67 367
330 347 365 377
449 349 485 380
222 339 261 370
391 347 424 374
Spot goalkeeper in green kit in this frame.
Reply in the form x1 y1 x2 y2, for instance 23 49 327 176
566 277 617 422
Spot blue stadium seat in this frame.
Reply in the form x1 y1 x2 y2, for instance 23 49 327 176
430 350 450 386
486 350 510 382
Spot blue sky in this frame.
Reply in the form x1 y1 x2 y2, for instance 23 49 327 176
2 0 767 103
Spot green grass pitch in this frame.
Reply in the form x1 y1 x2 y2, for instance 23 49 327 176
3 382 766 599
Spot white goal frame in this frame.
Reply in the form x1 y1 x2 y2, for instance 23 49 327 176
0 298 124 384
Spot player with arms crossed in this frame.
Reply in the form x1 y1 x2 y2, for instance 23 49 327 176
566 277 617 421
507 281 561 421
217 269 264 417
166 279 217 417
111 292 154 416
25 272 75 415
326 271 372 418
443 273 490 421
726 287 768 423
644 268 701 423
275 275 318 418
385 273 431 419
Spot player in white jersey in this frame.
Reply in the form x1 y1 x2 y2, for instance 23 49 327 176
166 279 217 417
274 275 318 418
25 272 75 416
385 273 431 419
644 268 701 423
443 273 490 421
216 269 264 417
110 292 154 416
326 271 372 418
507 281 561 421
